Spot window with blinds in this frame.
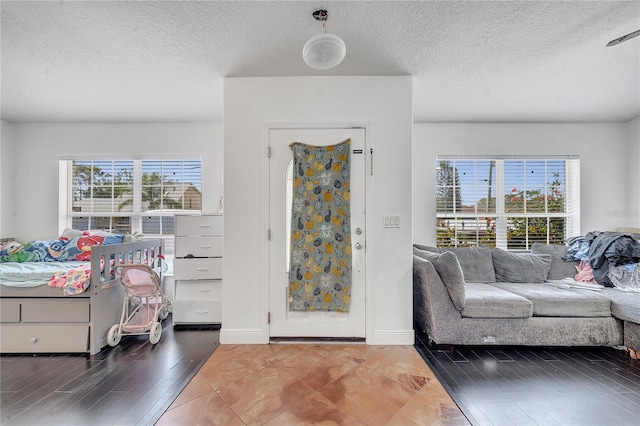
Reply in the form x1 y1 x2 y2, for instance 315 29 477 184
435 156 580 250
59 159 202 255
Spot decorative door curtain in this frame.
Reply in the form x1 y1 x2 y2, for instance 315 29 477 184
289 139 352 312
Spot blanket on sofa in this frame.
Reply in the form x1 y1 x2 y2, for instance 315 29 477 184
564 231 640 287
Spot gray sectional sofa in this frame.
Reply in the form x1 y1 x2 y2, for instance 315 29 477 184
413 243 640 352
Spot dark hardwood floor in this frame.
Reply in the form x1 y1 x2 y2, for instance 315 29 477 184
415 330 640 426
1 318 219 426
5 321 639 426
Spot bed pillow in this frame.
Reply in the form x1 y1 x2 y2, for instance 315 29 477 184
59 228 84 239
60 234 125 261
491 248 552 283
530 243 578 280
414 247 466 310
0 240 22 256
123 232 144 242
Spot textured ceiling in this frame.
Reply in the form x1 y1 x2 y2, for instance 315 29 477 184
1 1 639 123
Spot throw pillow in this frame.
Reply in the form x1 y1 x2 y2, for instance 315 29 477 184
530 243 578 280
414 247 466 310
413 244 441 253
491 248 552 283
413 244 497 283
442 246 497 283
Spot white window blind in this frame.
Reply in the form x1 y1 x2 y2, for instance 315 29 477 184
59 159 202 255
435 156 580 250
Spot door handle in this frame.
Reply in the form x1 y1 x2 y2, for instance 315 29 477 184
355 242 363 250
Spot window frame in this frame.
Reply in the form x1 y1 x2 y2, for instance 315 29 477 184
59 158 203 255
435 155 580 250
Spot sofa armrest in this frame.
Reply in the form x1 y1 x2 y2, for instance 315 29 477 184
413 255 462 343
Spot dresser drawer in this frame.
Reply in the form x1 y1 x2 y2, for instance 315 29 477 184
175 280 221 301
21 299 90 323
175 236 223 258
172 300 222 324
0 324 89 353
173 258 222 280
175 215 223 237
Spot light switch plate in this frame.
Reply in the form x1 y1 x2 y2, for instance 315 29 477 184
383 216 400 228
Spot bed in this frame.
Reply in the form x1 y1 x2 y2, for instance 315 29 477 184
0 238 163 355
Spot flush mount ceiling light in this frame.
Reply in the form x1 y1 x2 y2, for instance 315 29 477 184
303 9 346 70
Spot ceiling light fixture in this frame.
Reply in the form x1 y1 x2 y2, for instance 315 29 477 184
303 9 346 70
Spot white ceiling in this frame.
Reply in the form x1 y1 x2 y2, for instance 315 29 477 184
1 1 639 124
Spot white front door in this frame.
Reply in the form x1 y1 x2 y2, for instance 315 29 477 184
268 127 366 338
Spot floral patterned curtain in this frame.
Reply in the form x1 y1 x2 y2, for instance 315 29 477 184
288 139 352 312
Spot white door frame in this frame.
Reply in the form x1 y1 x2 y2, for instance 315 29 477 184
263 122 374 342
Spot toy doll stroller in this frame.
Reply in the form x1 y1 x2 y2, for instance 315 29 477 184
107 264 171 346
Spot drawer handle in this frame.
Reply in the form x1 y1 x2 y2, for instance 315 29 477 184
199 225 212 228
199 245 212 249
198 289 211 293
196 310 209 314
196 268 210 272
30 337 39 343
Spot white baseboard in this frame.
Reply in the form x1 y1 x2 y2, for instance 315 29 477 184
219 328 415 345
369 329 415 345
219 328 269 344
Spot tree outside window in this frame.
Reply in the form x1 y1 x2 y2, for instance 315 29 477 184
435 158 579 250
63 159 202 255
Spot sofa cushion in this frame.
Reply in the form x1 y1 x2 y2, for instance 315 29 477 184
492 248 552 283
461 283 533 318
413 244 440 253
530 243 579 280
413 245 496 283
601 288 640 323
413 247 466 310
491 282 612 317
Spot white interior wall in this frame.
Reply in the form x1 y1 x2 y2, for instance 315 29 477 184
11 123 223 242
222 76 413 345
1 120 16 238
627 117 640 228
413 123 629 245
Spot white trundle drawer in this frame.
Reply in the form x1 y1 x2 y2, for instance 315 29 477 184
175 236 223 258
0 300 20 322
175 215 223 236
173 258 222 280
22 299 90 323
0 324 89 353
172 300 222 324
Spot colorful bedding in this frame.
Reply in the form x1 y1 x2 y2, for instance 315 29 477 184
48 263 95 295
0 261 94 295
0 261 88 287
1 232 125 295
0 233 124 263
0 234 162 296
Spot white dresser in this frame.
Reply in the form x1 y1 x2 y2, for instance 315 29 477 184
173 214 223 324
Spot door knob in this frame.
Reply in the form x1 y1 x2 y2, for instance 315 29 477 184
355 242 363 250
356 227 363 235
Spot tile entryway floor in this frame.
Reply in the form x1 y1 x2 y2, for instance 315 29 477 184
156 344 470 425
